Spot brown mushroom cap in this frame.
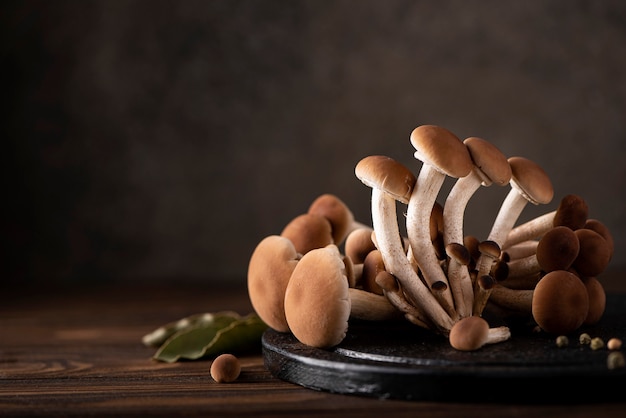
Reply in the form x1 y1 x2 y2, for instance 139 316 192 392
464 136 512 186
572 228 611 277
449 316 490 351
531 270 589 334
582 276 606 325
307 193 355 245
583 219 614 260
284 245 351 348
409 125 473 178
553 194 589 230
536 226 580 273
508 156 554 205
280 213 333 255
361 249 386 295
247 235 300 332
355 155 417 204
344 227 376 265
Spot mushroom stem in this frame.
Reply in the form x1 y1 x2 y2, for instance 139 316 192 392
348 288 403 321
406 163 457 317
501 240 539 261
375 270 432 329
371 186 454 332
443 173 482 318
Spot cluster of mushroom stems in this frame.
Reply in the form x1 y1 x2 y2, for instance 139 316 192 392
248 125 613 351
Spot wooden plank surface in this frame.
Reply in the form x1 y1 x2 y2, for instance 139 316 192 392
2 275 626 417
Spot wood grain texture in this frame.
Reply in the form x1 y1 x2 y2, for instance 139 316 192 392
2 278 626 417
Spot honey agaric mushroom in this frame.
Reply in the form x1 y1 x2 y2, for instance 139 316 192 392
355 155 454 333
583 219 614 261
448 316 511 351
375 270 431 329
406 125 474 317
443 136 512 317
361 249 386 295
280 213 334 255
582 276 606 325
489 270 589 334
344 226 376 265
284 244 400 348
307 193 369 245
506 225 580 279
247 235 301 332
572 228 611 278
503 194 588 249
473 156 554 316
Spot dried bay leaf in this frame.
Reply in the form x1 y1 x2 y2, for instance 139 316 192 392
142 311 241 347
152 313 267 363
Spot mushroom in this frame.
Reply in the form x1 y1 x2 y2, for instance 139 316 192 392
488 270 589 334
442 136 511 317
406 125 474 317
355 154 454 333
582 276 606 325
583 219 614 261
361 249 386 295
506 225 580 279
307 193 369 245
503 194 588 249
283 244 401 348
375 270 432 329
448 316 511 351
247 235 301 332
473 156 554 316
210 354 241 383
572 228 611 278
280 212 333 255
344 226 376 265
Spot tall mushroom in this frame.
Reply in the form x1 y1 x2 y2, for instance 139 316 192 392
406 125 474 317
284 244 400 348
473 156 554 316
442 136 512 317
355 154 454 333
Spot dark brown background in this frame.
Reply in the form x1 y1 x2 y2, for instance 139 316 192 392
3 0 625 288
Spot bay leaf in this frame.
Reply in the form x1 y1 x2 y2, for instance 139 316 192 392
153 313 267 363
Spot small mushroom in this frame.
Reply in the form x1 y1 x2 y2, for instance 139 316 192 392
344 226 376 265
210 353 241 383
375 270 432 329
280 212 333 255
506 226 580 279
583 219 614 261
473 156 554 316
582 276 606 325
503 194 588 249
448 316 511 351
489 270 589 334
284 244 400 348
442 136 511 317
307 193 369 245
355 154 454 333
247 235 301 332
406 125 474 317
572 228 611 277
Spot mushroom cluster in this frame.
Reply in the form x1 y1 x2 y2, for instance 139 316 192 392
247 124 614 351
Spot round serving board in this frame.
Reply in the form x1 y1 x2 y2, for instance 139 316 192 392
262 294 626 403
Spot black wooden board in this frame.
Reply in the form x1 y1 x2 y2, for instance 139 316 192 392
263 293 626 403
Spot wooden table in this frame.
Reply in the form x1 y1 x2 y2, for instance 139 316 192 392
2 273 626 417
